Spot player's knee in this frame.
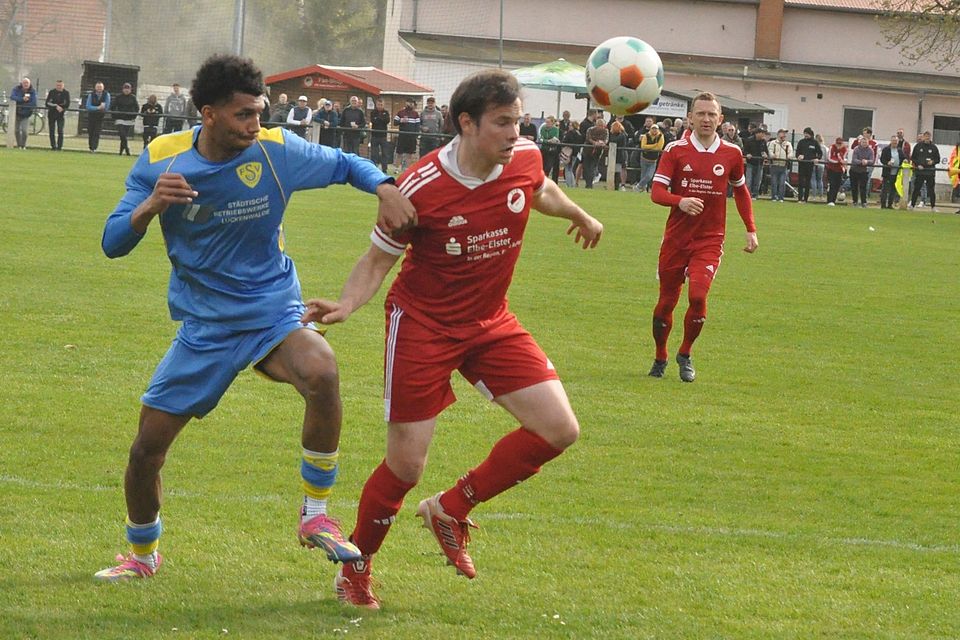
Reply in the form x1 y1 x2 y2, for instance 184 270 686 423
539 416 580 450
387 454 427 485
128 437 169 471
296 355 340 402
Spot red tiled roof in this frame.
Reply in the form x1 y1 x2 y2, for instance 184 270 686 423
786 0 887 11
265 65 432 96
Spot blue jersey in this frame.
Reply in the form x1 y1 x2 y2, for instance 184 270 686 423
102 126 390 330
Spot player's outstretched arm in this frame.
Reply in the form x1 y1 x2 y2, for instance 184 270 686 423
532 179 603 249
302 244 401 325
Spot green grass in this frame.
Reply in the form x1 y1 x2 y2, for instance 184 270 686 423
1 148 957 639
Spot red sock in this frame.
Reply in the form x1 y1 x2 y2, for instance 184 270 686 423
439 428 563 521
652 315 672 361
351 460 416 556
679 284 708 355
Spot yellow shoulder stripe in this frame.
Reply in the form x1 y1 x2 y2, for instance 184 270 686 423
147 129 196 163
258 127 285 144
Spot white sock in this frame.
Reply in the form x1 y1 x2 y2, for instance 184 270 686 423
132 551 158 569
301 496 328 522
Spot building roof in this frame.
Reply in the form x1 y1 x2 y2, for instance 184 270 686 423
785 0 885 11
662 89 775 115
400 32 960 97
265 65 433 96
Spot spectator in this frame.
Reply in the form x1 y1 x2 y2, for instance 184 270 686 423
393 97 420 174
369 98 391 172
163 83 187 134
539 114 561 182
519 112 537 141
637 123 664 192
418 96 444 156
948 141 960 214
579 110 598 139
561 120 583 188
743 127 768 198
794 127 822 204
659 118 675 144
10 77 37 149
608 120 629 190
314 99 339 147
340 95 366 154
558 110 573 136
767 129 794 202
825 137 848 206
582 117 609 189
269 93 292 125
440 103 456 137
140 95 163 149
286 95 313 139
113 83 139 156
849 135 875 207
910 130 940 210
85 81 110 152
45 79 70 151
879 134 903 209
332 101 344 147
813 133 828 199
721 122 742 150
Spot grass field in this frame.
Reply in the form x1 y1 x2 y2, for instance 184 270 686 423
1 147 957 639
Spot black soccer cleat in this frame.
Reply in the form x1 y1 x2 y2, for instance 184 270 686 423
676 354 696 383
648 359 667 378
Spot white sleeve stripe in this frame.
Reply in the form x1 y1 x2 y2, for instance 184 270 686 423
652 175 671 185
730 176 746 186
370 226 406 255
402 172 442 198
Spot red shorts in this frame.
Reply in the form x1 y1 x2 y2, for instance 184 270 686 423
657 241 724 291
383 305 559 422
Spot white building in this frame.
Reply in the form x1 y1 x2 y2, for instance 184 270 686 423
381 0 960 148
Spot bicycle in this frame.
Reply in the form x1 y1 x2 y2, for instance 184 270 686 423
0 107 45 134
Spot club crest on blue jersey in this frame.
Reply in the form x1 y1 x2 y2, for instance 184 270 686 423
236 162 263 188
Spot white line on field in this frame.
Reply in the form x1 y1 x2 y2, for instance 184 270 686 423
2 474 954 554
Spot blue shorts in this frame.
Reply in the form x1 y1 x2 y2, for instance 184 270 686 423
142 309 315 418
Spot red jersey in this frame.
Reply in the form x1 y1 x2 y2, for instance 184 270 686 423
652 135 752 247
371 136 545 328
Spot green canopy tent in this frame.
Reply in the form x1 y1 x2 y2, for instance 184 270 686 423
511 58 587 118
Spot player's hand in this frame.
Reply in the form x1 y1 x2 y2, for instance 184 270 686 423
679 197 704 216
744 231 758 253
566 213 603 249
302 299 351 325
146 173 198 214
376 182 417 233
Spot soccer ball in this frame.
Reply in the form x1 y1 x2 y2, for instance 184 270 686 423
585 36 664 116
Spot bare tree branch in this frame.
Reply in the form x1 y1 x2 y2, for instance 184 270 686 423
877 0 960 69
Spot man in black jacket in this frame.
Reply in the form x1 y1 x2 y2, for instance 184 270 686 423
45 80 71 150
368 98 391 172
794 127 823 203
742 128 768 199
910 131 940 210
340 95 366 154
139 95 163 149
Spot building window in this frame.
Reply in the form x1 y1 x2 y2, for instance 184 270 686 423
933 115 960 145
842 107 874 140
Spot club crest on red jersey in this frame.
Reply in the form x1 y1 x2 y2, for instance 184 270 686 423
713 164 725 176
506 188 525 213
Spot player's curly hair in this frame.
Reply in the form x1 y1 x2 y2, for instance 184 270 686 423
190 54 265 110
449 69 521 135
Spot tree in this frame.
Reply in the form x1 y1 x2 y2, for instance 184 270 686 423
877 0 960 70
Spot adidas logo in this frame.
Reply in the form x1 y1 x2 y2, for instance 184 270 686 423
682 164 694 172
706 264 715 273
448 215 468 227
